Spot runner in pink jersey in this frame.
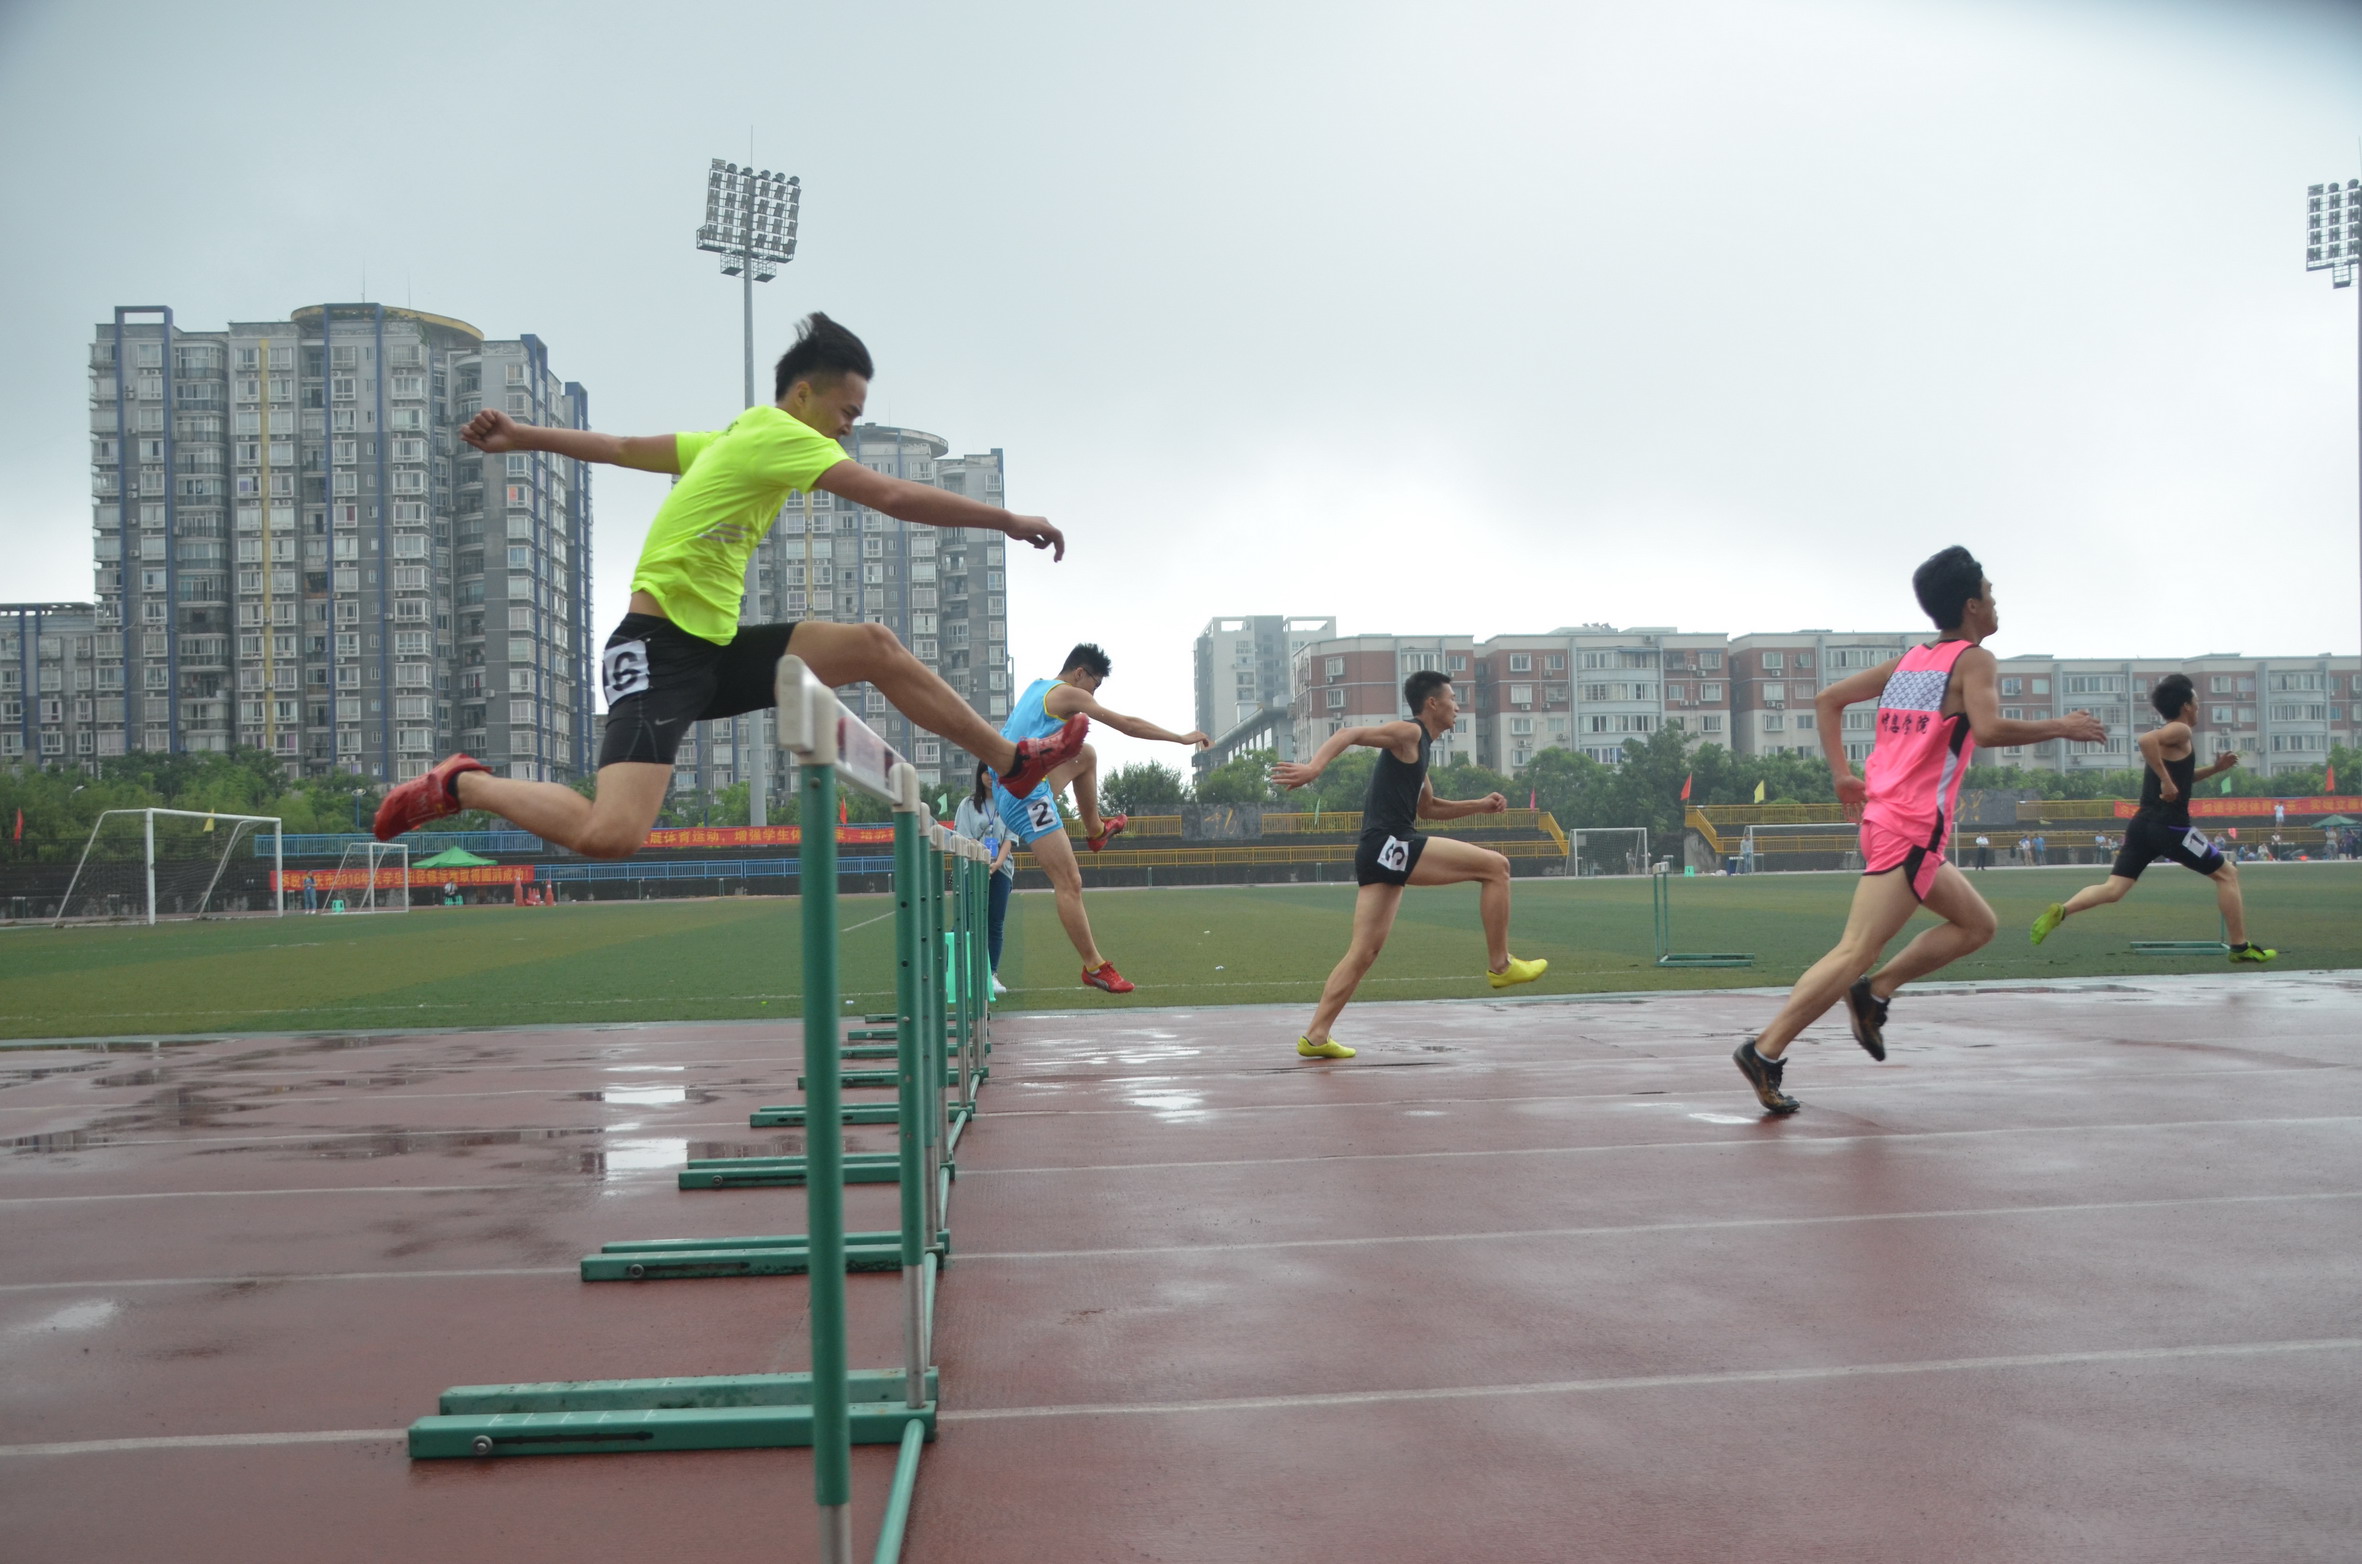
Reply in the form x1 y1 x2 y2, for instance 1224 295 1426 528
1733 548 2106 1115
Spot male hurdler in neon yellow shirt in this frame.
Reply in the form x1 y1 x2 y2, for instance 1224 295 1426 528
374 313 1086 856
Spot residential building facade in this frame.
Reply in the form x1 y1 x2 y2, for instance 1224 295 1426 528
1194 615 1336 767
2 603 102 765
87 304 592 784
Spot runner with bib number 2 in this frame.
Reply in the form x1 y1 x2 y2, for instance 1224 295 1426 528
1272 668 1548 1061
994 643 1211 995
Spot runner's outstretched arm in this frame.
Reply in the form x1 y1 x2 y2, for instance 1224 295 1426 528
1954 648 2107 749
1272 723 1420 789
816 461 1065 560
1417 782 1507 821
460 409 681 473
1042 685 1208 749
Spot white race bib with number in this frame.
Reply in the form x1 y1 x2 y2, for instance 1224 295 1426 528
1024 794 1060 833
602 639 651 704
2181 826 2214 858
1377 835 1411 873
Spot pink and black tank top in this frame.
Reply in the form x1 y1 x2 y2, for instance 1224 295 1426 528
1860 639 1977 855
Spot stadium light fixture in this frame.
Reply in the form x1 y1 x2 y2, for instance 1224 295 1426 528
2305 177 2362 664
695 156 804 826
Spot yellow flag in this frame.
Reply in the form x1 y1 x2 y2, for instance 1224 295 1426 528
1752 779 1766 804
203 809 216 833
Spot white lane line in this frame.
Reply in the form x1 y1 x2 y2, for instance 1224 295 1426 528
958 1189 2362 1262
969 1062 2359 1121
0 1181 663 1206
940 1337 2362 1424
0 1429 404 1458
963 1114 2362 1177
5 1118 774 1153
0 1265 576 1294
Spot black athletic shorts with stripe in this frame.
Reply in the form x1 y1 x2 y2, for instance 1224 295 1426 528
2108 813 2226 882
596 613 801 768
1354 828 1429 887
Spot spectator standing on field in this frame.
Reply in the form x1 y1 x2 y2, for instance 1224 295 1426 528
1974 834 1992 869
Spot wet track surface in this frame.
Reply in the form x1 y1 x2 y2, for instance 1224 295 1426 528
2 973 2357 1561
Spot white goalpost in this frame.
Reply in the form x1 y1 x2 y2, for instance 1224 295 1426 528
53 808 285 926
1570 827 1650 877
330 841 411 914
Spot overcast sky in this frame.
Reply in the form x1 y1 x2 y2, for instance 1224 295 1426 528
2 0 2357 781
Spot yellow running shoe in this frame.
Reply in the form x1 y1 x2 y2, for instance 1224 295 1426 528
1297 1036 1356 1059
2029 903 2065 945
1487 956 1548 990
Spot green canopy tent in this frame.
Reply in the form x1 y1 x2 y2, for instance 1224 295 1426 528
415 846 497 869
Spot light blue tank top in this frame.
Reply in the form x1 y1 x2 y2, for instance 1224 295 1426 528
1001 677 1066 746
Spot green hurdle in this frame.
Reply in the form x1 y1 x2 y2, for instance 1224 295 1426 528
2131 913 2232 955
411 655 995 1564
1651 861 1754 968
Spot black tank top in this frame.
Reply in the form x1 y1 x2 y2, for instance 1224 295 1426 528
1361 725 1431 840
2137 747 2196 828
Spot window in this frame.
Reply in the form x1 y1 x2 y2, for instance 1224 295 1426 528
1701 652 1723 671
1701 682 1723 702
2063 675 2125 695
1666 683 1686 702
1762 683 1785 704
1545 654 1565 671
1508 717 1534 735
2270 672 2325 693
2000 677 2022 696
1326 688 1345 709
1325 657 1344 679
1761 652 1784 671
1447 654 1467 673
1763 714 1785 731
1794 714 1814 730
1509 684 1534 705
1509 653 1532 673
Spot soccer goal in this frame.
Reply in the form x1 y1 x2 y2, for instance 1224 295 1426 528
53 808 284 925
330 841 412 913
1570 827 1650 877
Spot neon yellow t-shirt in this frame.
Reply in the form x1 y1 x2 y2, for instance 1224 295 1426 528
629 405 849 643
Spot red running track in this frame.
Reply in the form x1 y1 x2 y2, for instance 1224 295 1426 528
1 971 2357 1561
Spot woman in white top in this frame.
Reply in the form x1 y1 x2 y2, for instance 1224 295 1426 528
951 761 1018 997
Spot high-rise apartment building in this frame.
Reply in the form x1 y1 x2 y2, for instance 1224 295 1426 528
2 602 101 765
87 303 592 783
712 424 1011 798
1290 624 2359 779
1194 615 1335 768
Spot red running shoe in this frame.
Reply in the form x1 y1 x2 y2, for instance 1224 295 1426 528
374 754 490 841
1080 960 1134 994
1086 813 1129 852
999 714 1088 797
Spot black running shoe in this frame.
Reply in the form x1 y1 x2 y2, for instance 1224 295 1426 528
1843 978 1888 1062
1733 1039 1799 1115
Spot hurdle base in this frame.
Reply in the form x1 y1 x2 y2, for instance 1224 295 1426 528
1657 953 1755 968
411 1372 936 1458
680 1152 924 1191
753 1103 903 1128
582 1238 907 1280
803 1069 899 1089
2129 940 2231 954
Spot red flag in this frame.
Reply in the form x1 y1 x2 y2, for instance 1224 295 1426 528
10 808 20 844
838 795 848 825
2326 763 2336 793
1679 773 1692 801
1527 788 1537 810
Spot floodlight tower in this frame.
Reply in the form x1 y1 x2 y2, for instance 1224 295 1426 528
696 158 801 824
2306 175 2361 658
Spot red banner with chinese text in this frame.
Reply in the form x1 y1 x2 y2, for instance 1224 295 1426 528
2109 795 2362 821
273 865 535 890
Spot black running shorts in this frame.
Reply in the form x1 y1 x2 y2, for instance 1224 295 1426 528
2109 814 2226 882
596 613 800 769
1354 828 1429 887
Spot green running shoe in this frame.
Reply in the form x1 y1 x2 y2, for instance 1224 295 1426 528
2228 944 2278 965
2029 903 2066 945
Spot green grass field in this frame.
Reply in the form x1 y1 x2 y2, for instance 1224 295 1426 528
2 864 2356 1041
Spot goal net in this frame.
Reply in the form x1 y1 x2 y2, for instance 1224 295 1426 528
329 841 412 913
53 808 284 925
1570 827 1650 877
